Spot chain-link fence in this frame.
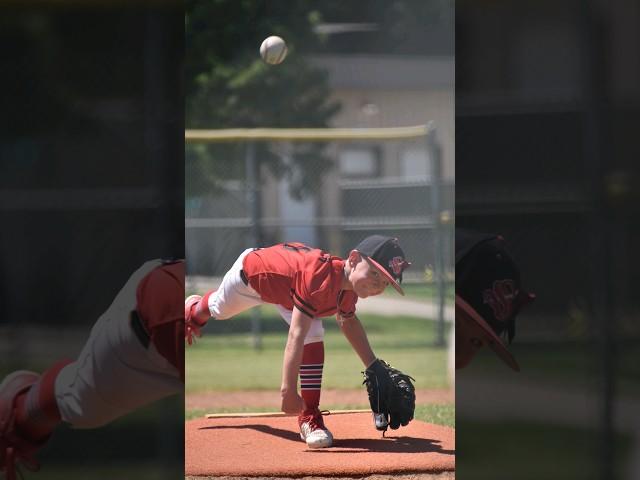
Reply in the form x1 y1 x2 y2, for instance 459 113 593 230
185 126 454 340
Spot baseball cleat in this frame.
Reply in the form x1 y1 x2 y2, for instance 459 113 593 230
298 408 333 448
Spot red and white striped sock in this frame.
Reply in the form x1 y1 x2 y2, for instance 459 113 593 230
299 341 324 412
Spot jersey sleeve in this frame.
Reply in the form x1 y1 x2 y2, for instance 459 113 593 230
292 269 321 318
291 256 337 319
337 290 358 320
136 260 185 381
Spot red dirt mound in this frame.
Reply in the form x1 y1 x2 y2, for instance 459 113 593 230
185 412 454 477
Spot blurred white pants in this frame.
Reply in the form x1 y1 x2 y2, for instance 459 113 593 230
55 260 182 428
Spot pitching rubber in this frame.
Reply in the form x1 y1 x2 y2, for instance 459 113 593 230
205 408 370 419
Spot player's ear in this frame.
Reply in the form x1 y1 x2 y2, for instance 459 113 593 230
347 250 361 266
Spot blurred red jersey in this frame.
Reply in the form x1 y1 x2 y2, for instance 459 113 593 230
243 243 358 319
136 260 184 381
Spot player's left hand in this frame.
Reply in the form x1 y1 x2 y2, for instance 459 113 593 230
185 295 207 345
185 322 201 346
362 359 416 432
280 390 304 414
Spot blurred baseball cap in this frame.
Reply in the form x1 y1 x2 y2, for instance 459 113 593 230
456 230 535 371
353 235 411 296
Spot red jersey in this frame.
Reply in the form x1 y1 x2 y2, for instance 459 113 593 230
136 260 184 381
242 243 358 319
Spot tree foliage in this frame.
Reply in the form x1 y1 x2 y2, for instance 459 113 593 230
185 0 340 199
184 0 452 198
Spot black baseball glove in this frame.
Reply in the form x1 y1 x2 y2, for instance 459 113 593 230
362 359 416 433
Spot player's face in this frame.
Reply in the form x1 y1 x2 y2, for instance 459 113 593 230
455 313 488 369
350 254 389 298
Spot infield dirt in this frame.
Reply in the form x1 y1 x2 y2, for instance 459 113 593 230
186 474 455 479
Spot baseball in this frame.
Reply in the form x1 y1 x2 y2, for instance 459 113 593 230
260 36 288 65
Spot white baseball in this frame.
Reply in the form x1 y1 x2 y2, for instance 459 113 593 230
260 36 288 65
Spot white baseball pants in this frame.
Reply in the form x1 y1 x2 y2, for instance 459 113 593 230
55 260 183 428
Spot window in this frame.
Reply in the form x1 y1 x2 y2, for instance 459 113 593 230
339 147 379 178
401 147 430 179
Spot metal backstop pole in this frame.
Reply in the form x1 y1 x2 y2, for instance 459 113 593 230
428 129 446 347
245 142 262 350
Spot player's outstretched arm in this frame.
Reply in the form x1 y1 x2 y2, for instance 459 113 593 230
337 314 376 367
280 306 312 413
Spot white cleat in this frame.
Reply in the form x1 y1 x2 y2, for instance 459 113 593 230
298 408 333 448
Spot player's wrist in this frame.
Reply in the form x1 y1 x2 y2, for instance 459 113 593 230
280 385 297 396
281 380 297 390
191 309 208 327
185 295 209 326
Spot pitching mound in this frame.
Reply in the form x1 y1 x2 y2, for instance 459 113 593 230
185 412 455 476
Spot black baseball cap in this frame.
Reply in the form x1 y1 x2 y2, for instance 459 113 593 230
353 235 411 296
456 230 535 371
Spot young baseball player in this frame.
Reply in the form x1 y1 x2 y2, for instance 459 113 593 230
455 230 535 371
185 235 411 448
0 259 184 480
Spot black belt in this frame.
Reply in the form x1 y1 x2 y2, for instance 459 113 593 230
130 310 150 348
240 247 261 286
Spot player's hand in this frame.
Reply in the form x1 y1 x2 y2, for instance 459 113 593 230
280 389 304 414
185 295 208 345
185 322 202 345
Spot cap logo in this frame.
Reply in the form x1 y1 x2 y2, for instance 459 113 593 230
482 279 517 321
389 256 406 276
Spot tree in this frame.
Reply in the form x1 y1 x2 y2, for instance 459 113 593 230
185 0 340 199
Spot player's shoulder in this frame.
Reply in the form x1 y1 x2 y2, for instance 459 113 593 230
303 251 344 290
261 242 342 277
262 242 326 262
278 242 316 253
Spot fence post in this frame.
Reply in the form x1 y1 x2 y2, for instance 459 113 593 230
427 129 446 347
245 142 262 350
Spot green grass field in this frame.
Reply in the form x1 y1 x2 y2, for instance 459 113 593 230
185 403 454 427
456 419 632 479
466 340 640 395
186 310 453 426
186 311 449 392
